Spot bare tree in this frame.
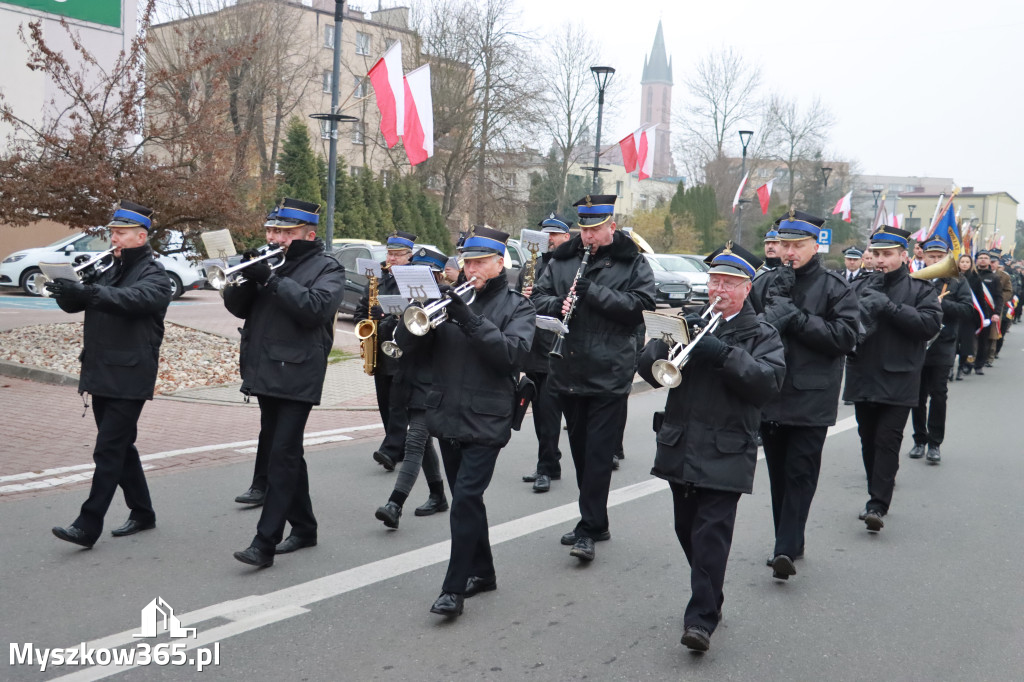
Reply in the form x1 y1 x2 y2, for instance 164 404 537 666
763 94 835 208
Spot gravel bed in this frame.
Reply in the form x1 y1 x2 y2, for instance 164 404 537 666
0 322 241 395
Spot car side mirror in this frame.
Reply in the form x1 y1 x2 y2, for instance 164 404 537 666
64 246 74 255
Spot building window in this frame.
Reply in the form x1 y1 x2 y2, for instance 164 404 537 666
758 168 771 178
615 180 623 197
322 70 332 93
385 37 396 50
504 173 516 188
645 90 653 122
350 166 364 177
351 122 365 145
353 76 368 99
356 32 371 56
382 170 394 187
639 193 648 210
324 24 335 48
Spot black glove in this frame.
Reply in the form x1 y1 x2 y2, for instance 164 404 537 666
241 248 261 263
369 304 385 320
859 288 890 317
44 278 93 306
881 300 901 318
444 285 476 326
768 266 796 298
683 312 710 332
688 333 729 366
573 277 592 301
764 297 802 333
245 258 273 286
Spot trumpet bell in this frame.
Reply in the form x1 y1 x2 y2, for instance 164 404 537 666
652 359 682 388
381 340 403 358
910 253 960 281
403 306 434 336
207 264 229 290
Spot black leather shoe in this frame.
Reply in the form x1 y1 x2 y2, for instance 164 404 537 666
414 493 449 516
770 554 796 580
233 545 273 568
464 575 497 598
908 444 925 459
523 470 561 482
533 474 551 493
375 501 402 529
373 451 396 472
52 525 94 548
864 510 885 532
275 535 317 554
858 507 868 521
111 518 156 537
975 368 985 375
234 487 265 505
926 445 941 464
570 536 595 561
560 529 611 545
430 592 464 616
681 625 711 652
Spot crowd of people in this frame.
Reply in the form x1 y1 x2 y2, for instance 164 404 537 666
44 197 1019 655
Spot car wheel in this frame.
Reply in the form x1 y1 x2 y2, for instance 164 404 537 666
168 273 183 300
19 267 44 296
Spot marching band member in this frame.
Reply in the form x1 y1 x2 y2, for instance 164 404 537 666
532 195 655 563
991 250 1013 359
752 209 858 580
908 239 973 464
843 246 864 283
49 201 172 548
227 198 344 568
519 214 572 493
638 243 785 652
843 226 941 533
762 228 782 267
967 250 1002 375
394 226 534 617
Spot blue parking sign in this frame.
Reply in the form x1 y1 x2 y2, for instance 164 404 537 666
817 229 832 245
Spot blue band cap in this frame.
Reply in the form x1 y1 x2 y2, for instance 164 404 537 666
111 208 152 230
277 206 319 225
764 229 780 241
540 218 570 233
871 232 908 249
413 253 446 271
576 204 615 216
711 252 756 279
460 235 506 257
776 219 820 240
387 236 415 250
923 239 949 252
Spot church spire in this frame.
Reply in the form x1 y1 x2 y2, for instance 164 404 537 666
641 21 672 85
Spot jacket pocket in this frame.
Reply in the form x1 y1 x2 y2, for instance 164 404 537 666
715 429 750 454
102 349 140 367
791 372 829 390
471 397 512 417
266 343 308 364
656 422 684 446
424 391 443 408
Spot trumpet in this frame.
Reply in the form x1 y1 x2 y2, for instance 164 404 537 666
38 248 116 296
207 246 284 290
381 326 403 358
652 296 723 388
403 277 478 336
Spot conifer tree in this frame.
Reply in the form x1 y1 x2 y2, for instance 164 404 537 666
277 117 322 206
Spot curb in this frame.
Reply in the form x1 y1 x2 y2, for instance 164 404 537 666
0 359 79 388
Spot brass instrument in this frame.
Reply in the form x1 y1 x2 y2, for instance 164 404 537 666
549 245 593 359
38 248 116 296
381 326 403 359
652 297 723 388
207 246 285 289
910 253 960 281
355 272 380 375
523 241 540 288
403 278 478 336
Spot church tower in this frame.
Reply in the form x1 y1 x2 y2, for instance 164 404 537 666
641 21 676 178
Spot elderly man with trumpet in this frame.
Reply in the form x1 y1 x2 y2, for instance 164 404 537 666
750 209 859 581
639 243 785 653
225 198 344 568
394 225 534 617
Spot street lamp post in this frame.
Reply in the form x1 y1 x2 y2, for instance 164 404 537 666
584 66 615 193
871 188 881 234
819 166 832 217
735 129 753 242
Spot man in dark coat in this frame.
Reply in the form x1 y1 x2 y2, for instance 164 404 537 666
49 201 173 548
842 246 864 283
751 209 859 580
908 240 973 464
639 243 785 653
969 250 1003 374
752 227 782 302
227 198 345 568
355 231 416 472
396 226 534 617
843 226 942 532
532 195 656 563
519 214 572 493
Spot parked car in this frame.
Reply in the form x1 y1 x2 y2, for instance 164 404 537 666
0 230 207 299
330 243 389 317
642 254 692 307
648 253 711 303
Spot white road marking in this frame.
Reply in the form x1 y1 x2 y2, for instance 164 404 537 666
234 434 353 453
52 413 863 679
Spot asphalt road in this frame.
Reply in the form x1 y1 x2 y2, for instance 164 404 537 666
2 335 1023 681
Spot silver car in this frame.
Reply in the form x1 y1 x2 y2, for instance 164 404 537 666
648 254 711 303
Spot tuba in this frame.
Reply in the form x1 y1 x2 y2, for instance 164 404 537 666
355 271 380 375
910 253 960 281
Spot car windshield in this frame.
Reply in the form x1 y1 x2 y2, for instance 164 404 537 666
656 256 703 273
644 256 667 272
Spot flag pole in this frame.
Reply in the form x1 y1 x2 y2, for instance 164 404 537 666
924 187 960 242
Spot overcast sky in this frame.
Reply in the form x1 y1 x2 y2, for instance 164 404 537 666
513 0 1024 220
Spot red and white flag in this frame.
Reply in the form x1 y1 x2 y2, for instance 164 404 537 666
402 64 433 166
832 191 852 222
872 199 889 233
637 125 658 180
367 41 404 148
732 172 749 213
755 179 774 215
618 132 637 173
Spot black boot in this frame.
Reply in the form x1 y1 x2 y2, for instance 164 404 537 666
375 501 402 529
414 493 449 516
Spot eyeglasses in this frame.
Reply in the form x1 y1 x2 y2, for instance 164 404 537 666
707 276 749 291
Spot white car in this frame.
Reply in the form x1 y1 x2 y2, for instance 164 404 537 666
0 230 207 299
647 253 711 303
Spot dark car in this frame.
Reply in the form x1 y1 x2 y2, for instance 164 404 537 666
330 243 388 317
649 254 711 303
643 254 692 307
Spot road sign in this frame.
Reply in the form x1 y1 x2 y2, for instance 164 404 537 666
817 228 832 253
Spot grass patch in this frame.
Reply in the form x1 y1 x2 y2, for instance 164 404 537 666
329 348 357 364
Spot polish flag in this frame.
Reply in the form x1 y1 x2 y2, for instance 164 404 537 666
732 172 749 213
756 179 774 215
832 191 852 222
618 132 637 173
969 287 989 332
892 213 903 230
402 64 433 166
367 41 404 148
637 125 658 180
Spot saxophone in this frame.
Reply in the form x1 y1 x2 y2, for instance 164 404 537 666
523 242 540 288
355 272 379 375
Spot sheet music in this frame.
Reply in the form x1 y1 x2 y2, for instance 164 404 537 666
38 262 80 282
355 258 382 279
390 264 441 300
643 310 690 346
520 229 547 257
377 295 409 316
535 315 569 335
200 229 236 259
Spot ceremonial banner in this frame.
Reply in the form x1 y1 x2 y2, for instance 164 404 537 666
832 191 852 222
732 172 749 213
367 41 404 148
756 179 774 215
402 64 433 165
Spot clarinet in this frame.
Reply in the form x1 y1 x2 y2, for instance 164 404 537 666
549 245 593 359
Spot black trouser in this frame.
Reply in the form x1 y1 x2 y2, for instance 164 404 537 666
761 423 828 558
912 364 950 446
74 396 154 541
250 428 270 492
560 393 628 539
374 372 407 462
996 313 1009 354
854 402 911 514
439 439 500 594
956 332 976 372
252 396 316 552
526 371 562 477
975 331 994 369
670 484 740 635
